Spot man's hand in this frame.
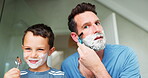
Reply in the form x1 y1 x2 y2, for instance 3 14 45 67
4 68 20 78
77 43 111 78
77 43 101 71
79 60 95 78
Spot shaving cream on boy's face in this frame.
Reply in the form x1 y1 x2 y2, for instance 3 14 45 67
24 52 48 69
82 31 106 51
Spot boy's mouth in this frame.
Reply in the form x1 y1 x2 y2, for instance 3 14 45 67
29 60 39 64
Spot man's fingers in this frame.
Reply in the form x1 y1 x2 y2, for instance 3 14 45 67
77 43 85 48
77 47 83 57
77 43 88 51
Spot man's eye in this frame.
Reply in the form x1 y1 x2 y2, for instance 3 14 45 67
95 22 101 25
84 26 89 29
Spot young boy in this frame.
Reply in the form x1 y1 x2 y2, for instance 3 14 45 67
4 24 66 78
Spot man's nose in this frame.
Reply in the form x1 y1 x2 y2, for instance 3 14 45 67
92 24 102 33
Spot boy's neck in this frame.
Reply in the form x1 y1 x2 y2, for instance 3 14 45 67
29 62 50 72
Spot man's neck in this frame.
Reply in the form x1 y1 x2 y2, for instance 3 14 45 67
96 49 104 61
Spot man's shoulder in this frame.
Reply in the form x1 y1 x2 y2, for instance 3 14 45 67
105 44 136 55
106 44 133 51
106 44 128 48
61 52 79 66
64 52 79 61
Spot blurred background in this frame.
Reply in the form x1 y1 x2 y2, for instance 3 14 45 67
0 0 148 77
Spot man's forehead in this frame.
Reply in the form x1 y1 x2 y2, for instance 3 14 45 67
74 12 99 26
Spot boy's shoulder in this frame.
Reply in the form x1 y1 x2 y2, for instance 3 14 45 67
20 68 65 77
48 68 65 75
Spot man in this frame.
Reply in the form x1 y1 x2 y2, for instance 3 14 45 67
61 2 141 78
4 24 66 78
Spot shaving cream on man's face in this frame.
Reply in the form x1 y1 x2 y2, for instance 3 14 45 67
24 52 48 69
82 32 106 51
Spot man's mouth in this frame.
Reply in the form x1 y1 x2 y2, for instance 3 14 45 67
94 36 103 40
29 60 39 64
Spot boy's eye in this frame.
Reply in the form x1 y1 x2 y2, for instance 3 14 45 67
24 48 31 52
25 48 31 50
38 49 44 51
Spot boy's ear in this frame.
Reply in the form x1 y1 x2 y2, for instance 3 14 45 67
48 47 55 56
71 32 79 43
21 45 24 50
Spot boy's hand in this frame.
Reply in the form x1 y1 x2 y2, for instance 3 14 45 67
4 68 20 78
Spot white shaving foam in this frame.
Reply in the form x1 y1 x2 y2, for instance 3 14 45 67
25 52 48 69
82 32 106 51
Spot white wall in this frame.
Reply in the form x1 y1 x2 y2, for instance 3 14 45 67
116 14 148 78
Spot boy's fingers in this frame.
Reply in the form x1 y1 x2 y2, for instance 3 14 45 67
7 68 20 75
4 68 20 78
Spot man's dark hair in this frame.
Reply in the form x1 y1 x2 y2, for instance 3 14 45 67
22 24 54 48
68 2 97 33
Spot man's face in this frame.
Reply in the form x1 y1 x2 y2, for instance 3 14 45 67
22 32 50 69
74 11 106 51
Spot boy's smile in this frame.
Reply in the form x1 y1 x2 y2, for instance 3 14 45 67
29 59 39 64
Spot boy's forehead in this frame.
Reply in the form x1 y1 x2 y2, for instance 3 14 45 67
25 31 43 38
24 32 49 43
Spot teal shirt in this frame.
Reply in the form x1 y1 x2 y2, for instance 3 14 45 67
21 67 67 78
61 44 141 78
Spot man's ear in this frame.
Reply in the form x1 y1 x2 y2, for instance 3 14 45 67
48 47 55 56
71 32 79 43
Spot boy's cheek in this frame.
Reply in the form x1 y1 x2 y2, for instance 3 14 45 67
23 52 30 60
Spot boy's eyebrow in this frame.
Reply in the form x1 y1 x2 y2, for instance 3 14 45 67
23 46 29 47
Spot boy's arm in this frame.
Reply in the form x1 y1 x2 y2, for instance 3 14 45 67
4 68 20 78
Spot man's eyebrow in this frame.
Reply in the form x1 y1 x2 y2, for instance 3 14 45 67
96 19 101 22
81 22 91 27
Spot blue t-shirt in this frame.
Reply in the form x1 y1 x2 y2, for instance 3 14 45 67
61 44 141 78
21 67 67 78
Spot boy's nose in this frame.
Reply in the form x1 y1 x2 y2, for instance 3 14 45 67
30 50 38 58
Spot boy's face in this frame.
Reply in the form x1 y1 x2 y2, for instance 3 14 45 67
22 31 54 69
